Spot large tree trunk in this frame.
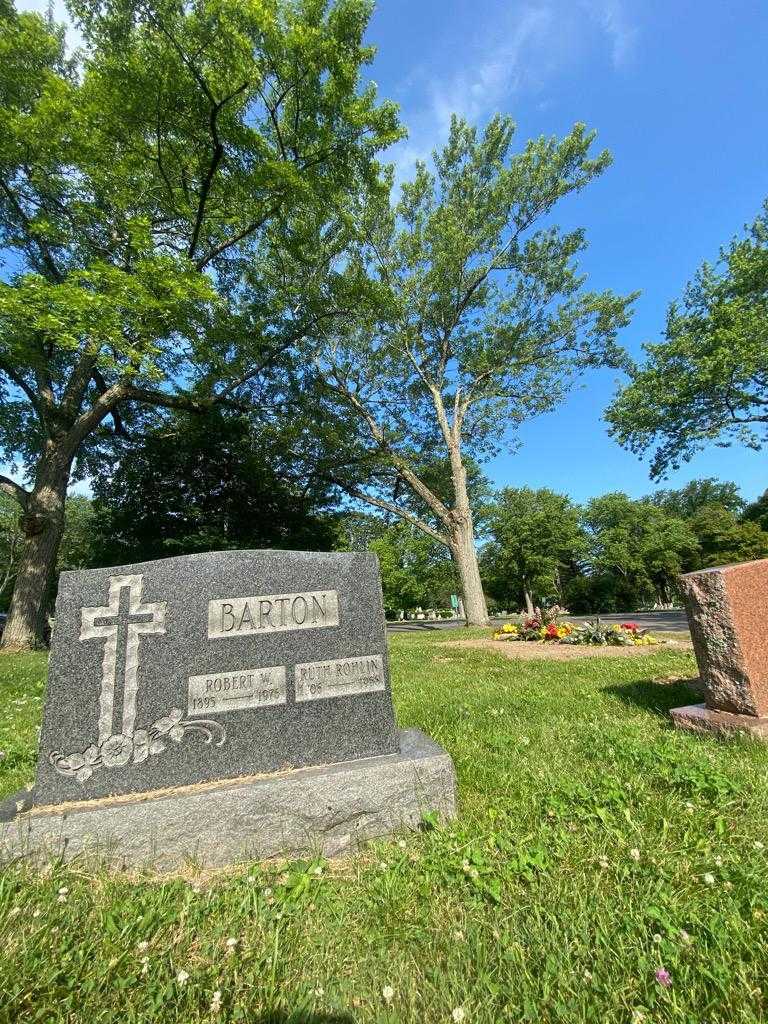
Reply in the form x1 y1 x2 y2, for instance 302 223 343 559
450 517 488 626
523 587 535 616
1 449 71 651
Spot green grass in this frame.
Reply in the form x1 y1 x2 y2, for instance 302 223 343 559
2 634 768 1023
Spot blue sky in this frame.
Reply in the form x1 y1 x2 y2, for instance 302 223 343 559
10 0 768 505
363 0 768 503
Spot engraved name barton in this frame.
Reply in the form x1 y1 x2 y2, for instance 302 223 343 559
208 590 339 639
294 655 385 702
188 666 287 714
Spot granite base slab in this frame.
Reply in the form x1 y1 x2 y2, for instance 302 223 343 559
0 729 456 870
670 703 768 740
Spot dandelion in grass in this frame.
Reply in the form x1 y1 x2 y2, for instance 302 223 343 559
653 933 662 944
703 872 715 885
629 848 641 862
176 969 190 986
451 1008 466 1023
382 985 394 1004
263 887 273 899
655 967 671 988
210 990 222 1014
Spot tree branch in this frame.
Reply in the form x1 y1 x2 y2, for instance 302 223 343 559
329 478 451 547
0 474 30 510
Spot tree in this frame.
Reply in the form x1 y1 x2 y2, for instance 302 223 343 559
743 489 768 533
90 408 341 564
687 504 768 569
481 487 585 614
316 116 634 625
583 492 699 608
0 0 399 648
650 478 745 518
607 201 768 478
370 522 457 614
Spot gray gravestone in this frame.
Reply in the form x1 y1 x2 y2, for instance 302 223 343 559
34 549 399 806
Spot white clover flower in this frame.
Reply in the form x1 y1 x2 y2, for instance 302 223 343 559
379 862 389 871
140 956 149 976
724 880 733 890
382 985 394 1003
263 887 273 898
679 929 692 945
629 848 641 862
714 856 723 867
652 933 662 944
703 873 715 885
398 840 407 849
583 970 593 981
225 937 238 950
32 909 41 919
176 969 190 985
685 802 694 814
754 841 765 851
520 737 530 746
57 894 67 904
311 865 323 877
57 887 69 896
452 1008 466 1023
210 990 222 1013
137 940 149 952
313 987 325 997
453 930 464 941
469 868 479 881
247 874 257 884
8 907 21 918
598 856 609 869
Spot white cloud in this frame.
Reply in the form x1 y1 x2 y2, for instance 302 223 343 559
390 0 639 182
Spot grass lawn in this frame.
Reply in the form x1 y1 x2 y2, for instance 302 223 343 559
1 632 768 1023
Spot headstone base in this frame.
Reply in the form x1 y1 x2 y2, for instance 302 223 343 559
0 729 456 870
670 703 768 741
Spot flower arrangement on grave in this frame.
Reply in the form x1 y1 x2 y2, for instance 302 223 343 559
493 607 661 646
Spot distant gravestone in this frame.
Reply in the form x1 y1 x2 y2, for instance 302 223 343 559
2 550 456 867
671 558 768 739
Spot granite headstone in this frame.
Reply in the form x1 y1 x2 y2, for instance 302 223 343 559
671 557 768 739
34 549 400 806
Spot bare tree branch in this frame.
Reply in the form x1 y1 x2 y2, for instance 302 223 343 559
0 474 30 509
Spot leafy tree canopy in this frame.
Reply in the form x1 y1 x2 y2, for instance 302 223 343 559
607 202 768 478
90 408 341 564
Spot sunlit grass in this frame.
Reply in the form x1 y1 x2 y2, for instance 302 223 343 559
1 635 767 1023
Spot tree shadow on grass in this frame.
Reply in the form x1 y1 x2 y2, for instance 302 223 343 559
604 676 703 720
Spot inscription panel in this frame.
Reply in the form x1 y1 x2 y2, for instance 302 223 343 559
295 655 385 703
209 590 339 639
188 666 287 715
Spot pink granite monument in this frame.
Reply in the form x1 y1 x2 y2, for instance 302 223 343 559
672 558 768 738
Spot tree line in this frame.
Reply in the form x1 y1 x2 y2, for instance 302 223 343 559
1 0 765 647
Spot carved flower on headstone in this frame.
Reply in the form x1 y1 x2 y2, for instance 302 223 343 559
132 730 150 764
100 733 134 767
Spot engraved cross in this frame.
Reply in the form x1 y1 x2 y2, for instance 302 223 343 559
80 575 166 744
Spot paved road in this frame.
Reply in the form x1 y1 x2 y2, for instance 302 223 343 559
386 609 689 634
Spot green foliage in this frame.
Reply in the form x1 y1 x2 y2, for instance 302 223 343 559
582 492 699 608
607 200 768 478
315 114 634 554
369 521 457 612
650 478 745 518
90 409 340 563
687 503 768 568
482 487 585 609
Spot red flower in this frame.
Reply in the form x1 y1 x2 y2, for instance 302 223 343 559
620 622 639 632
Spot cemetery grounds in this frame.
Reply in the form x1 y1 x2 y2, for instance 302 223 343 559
1 630 768 1024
